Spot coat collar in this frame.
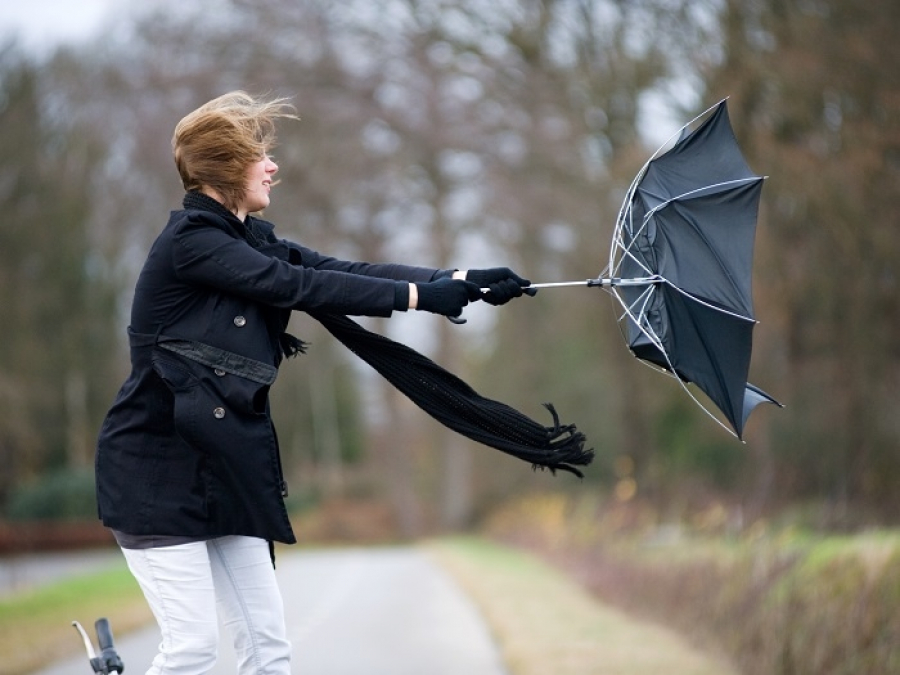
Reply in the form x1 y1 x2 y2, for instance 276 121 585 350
183 190 238 223
182 191 276 249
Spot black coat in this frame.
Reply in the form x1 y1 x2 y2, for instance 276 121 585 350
96 192 442 544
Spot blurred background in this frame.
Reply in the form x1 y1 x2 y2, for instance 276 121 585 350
0 0 898 544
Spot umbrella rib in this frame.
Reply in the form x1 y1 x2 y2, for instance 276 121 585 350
609 285 739 439
611 99 729 229
612 203 755 322
611 179 649 273
637 177 763 316
613 284 740 440
618 245 655 279
609 98 728 275
649 177 762 208
667 282 745 438
611 206 655 280
615 283 655 325
664 281 755 324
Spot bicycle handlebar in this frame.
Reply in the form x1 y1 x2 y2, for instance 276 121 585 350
72 618 124 674
95 618 124 674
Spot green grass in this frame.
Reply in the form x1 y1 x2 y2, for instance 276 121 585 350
0 561 151 675
427 536 738 675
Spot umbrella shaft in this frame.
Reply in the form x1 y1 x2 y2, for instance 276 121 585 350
526 276 661 289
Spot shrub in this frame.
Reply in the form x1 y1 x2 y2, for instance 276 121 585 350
485 493 900 675
5 467 97 521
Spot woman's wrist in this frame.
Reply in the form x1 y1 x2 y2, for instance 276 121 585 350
409 271 466 309
393 281 412 311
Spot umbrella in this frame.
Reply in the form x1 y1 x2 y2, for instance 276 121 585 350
530 99 781 439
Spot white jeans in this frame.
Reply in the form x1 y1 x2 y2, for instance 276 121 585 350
121 536 291 675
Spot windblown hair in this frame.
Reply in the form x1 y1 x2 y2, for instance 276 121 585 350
172 91 296 212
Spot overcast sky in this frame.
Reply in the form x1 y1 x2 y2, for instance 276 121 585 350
0 0 122 54
0 1 687 147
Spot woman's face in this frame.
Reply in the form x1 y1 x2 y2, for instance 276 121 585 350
238 155 278 217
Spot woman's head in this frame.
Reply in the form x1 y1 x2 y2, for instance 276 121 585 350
172 91 296 213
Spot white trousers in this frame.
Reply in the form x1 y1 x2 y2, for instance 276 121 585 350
121 536 291 675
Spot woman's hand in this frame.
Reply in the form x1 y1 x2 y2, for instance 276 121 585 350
412 278 483 317
464 267 537 306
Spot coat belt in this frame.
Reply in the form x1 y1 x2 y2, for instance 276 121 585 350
129 328 278 385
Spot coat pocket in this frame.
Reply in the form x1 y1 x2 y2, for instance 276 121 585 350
151 353 202 442
152 349 270 436
208 368 270 416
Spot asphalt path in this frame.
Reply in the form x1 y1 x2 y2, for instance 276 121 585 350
36 547 509 675
0 548 121 598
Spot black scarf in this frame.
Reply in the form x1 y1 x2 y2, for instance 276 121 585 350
183 192 593 477
310 311 592 476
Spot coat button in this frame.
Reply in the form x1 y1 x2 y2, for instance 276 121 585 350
214 368 226 377
213 407 226 419
233 315 247 327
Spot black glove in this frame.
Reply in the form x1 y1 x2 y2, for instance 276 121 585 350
465 267 537 306
415 278 483 317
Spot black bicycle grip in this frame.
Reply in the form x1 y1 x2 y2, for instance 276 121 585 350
95 617 115 651
95 618 125 674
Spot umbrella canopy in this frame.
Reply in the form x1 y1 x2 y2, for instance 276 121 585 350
611 100 781 438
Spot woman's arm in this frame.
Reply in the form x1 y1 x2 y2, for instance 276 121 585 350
173 213 403 316
285 241 456 284
172 213 478 316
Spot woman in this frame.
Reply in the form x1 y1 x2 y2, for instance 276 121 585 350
94 91 532 674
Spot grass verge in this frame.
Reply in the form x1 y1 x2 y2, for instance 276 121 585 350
427 536 737 675
483 493 900 675
0 560 151 675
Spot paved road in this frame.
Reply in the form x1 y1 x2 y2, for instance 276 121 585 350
37 547 509 675
0 548 121 598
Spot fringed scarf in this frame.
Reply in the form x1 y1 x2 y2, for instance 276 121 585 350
308 311 593 477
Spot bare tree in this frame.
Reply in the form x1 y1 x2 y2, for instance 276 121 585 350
701 0 900 521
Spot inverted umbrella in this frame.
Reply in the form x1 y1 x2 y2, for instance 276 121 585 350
531 100 781 439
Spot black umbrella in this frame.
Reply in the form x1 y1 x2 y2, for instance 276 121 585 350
531 100 781 439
